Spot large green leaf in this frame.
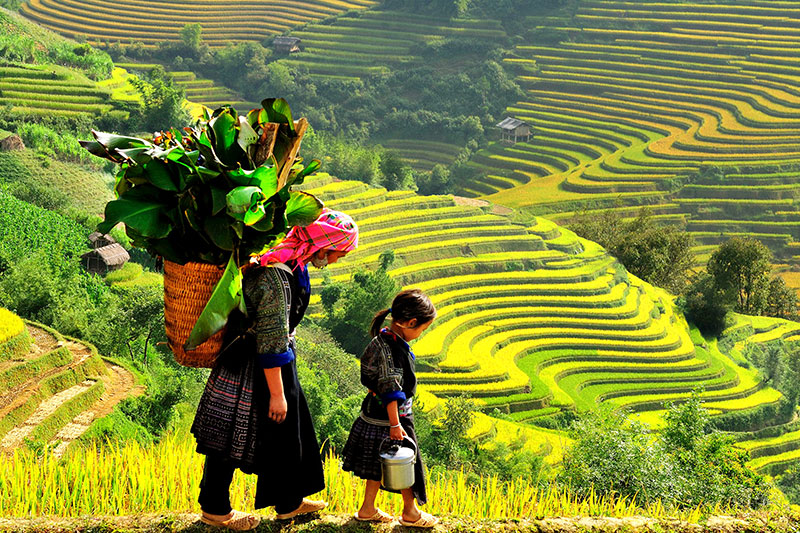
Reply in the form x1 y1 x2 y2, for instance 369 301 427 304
209 108 241 167
226 186 266 224
286 159 320 187
144 160 179 191
285 191 323 227
185 254 243 351
80 131 147 162
98 186 172 238
261 98 294 133
227 166 278 198
204 214 235 251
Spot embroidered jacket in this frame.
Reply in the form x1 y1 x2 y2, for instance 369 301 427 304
360 329 417 420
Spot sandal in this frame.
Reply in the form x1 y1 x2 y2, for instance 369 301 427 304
200 510 261 531
399 511 438 528
275 498 327 520
354 508 394 523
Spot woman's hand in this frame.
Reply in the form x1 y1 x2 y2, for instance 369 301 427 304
389 424 407 441
269 393 288 424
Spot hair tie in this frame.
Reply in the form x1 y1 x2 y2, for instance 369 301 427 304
387 308 392 314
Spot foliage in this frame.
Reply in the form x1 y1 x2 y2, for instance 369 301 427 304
559 393 771 508
569 208 695 294
0 11 112 79
414 396 543 482
83 99 324 348
742 341 800 406
128 67 189 133
775 462 800 505
301 128 419 190
15 123 107 168
707 237 772 315
679 272 731 336
320 250 399 354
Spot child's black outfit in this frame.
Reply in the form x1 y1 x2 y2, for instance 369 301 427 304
341 328 427 505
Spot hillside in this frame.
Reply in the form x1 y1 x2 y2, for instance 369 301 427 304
19 0 377 47
0 308 143 459
299 174 800 474
459 0 800 269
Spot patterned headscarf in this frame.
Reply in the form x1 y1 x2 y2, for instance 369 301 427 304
258 209 358 268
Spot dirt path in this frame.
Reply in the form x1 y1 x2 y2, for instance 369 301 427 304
0 512 797 533
51 362 145 458
0 324 58 373
0 325 144 457
0 330 92 420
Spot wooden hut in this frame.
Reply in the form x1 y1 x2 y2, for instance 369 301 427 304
273 36 301 54
0 134 25 151
81 244 130 274
88 231 116 249
496 117 532 143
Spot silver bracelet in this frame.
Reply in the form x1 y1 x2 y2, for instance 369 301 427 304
390 423 401 428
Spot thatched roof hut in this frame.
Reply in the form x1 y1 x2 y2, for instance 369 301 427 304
0 135 25 151
273 36 301 54
81 244 130 274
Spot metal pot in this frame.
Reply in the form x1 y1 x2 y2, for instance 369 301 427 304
379 436 417 491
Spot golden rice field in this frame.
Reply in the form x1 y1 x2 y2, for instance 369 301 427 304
0 431 731 521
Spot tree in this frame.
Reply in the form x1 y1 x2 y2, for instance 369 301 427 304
765 276 797 319
569 209 694 293
706 237 771 315
379 150 416 191
679 272 730 336
320 250 399 354
130 66 189 132
179 23 203 53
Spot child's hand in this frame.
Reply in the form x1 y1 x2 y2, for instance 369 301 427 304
389 424 407 441
269 393 288 424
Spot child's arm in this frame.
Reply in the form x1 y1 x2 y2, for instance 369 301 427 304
386 401 407 441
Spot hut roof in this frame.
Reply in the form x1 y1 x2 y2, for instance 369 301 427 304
0 134 25 151
82 243 130 266
496 117 528 131
274 36 301 45
88 232 116 244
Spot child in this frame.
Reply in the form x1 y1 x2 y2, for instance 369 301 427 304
341 289 438 528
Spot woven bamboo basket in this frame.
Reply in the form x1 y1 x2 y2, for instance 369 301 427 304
163 260 227 368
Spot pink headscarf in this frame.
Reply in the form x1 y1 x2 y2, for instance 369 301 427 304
259 209 358 268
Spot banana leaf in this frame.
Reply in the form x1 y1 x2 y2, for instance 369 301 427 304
184 254 245 351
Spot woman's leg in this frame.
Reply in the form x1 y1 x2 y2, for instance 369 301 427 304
357 480 382 517
198 454 235 515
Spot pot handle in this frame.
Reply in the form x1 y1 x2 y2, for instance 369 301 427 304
379 435 417 456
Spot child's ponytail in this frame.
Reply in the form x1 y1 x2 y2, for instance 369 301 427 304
370 308 392 338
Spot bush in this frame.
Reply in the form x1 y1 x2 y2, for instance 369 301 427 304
559 393 771 509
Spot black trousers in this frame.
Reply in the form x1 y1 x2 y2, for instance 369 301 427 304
198 454 303 515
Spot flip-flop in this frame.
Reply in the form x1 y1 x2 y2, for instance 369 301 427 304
399 511 438 528
275 498 327 520
354 508 394 523
200 510 261 531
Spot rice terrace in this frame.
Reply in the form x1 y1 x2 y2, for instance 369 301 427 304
1 0 800 531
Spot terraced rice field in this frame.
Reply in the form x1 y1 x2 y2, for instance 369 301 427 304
0 63 124 121
20 0 376 47
0 311 144 459
277 10 506 81
300 174 787 464
467 0 800 264
115 63 256 112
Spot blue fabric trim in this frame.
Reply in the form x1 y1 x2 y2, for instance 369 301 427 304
296 264 311 295
381 390 407 404
257 348 294 369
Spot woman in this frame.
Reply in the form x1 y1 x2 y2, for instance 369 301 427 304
190 209 358 530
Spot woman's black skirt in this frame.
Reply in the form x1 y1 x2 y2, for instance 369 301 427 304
191 340 324 509
341 415 427 505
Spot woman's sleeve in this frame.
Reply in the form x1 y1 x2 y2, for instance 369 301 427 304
249 268 293 368
361 340 406 404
